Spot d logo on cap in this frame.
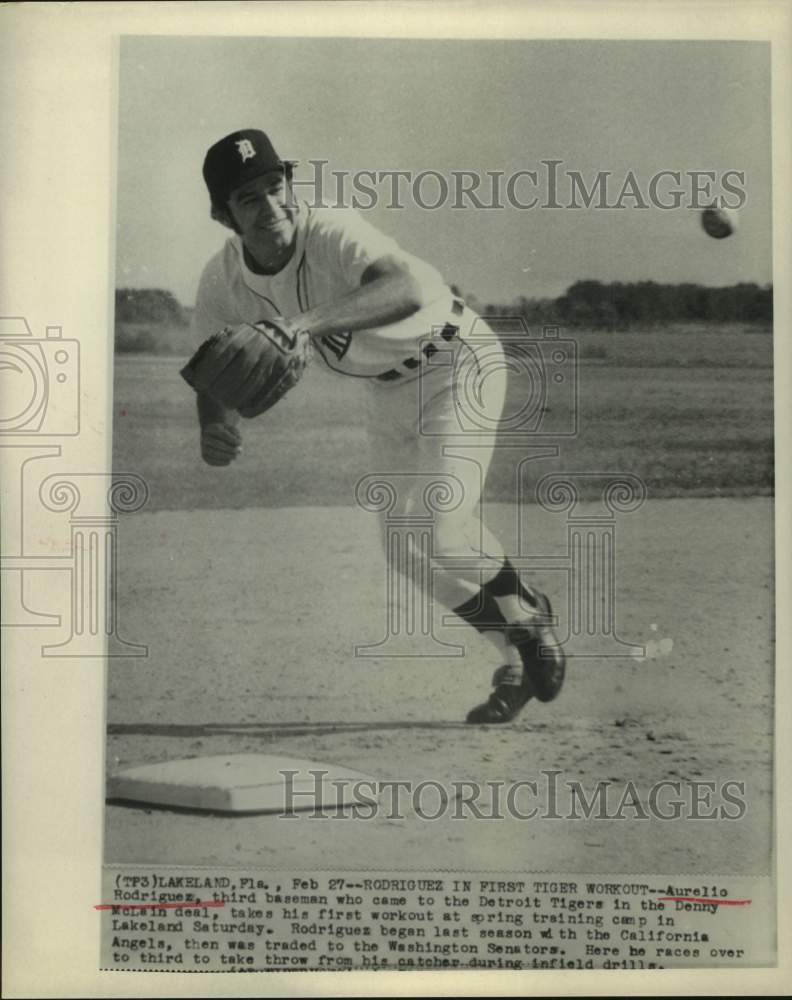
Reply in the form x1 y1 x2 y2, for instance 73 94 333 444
202 129 286 204
235 139 257 163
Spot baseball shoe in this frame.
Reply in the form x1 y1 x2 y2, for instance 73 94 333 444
465 665 534 725
507 589 566 702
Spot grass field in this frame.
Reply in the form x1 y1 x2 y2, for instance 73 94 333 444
113 325 774 510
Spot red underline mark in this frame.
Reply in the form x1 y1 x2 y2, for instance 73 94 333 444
657 896 751 906
94 899 225 911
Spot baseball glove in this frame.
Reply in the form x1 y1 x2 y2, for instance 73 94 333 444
181 319 313 418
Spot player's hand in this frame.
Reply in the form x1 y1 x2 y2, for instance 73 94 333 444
201 422 242 466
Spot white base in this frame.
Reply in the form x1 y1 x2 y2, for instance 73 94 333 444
107 753 377 814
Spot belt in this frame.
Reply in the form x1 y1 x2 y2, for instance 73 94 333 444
376 296 465 383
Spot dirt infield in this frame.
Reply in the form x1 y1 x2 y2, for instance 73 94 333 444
105 497 772 874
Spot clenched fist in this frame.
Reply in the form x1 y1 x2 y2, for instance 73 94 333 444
201 422 242 466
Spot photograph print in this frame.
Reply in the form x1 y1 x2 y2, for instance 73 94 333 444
105 32 774 952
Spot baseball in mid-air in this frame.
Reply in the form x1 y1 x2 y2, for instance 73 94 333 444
701 205 738 239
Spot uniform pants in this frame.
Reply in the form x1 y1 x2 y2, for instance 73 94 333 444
364 325 508 616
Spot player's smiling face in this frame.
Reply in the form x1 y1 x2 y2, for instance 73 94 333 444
227 170 297 273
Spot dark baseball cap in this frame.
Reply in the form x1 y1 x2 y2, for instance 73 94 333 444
202 129 287 203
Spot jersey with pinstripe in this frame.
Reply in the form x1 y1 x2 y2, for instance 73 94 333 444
192 200 464 380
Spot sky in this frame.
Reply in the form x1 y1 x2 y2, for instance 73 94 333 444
116 37 771 307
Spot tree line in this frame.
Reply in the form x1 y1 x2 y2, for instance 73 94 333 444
465 280 772 329
115 281 773 354
116 288 189 327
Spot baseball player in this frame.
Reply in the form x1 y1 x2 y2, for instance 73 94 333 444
189 128 565 724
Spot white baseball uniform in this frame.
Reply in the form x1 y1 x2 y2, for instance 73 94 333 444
193 201 512 620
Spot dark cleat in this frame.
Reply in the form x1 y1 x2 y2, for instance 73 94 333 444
466 666 534 724
507 590 566 703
